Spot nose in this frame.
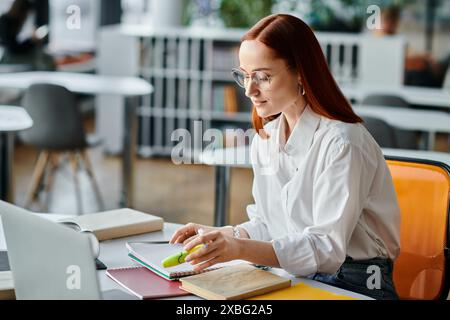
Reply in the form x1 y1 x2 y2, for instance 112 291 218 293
245 80 259 98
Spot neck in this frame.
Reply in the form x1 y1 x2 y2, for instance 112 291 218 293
282 97 307 141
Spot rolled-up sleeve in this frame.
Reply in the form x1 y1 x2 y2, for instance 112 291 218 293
272 141 372 277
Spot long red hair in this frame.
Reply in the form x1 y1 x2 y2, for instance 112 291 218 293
242 14 362 136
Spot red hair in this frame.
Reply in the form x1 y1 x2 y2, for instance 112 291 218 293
243 14 362 136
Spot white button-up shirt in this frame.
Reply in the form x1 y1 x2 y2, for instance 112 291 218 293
238 105 401 277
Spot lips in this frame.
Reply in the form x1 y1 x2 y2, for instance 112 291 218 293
252 100 267 106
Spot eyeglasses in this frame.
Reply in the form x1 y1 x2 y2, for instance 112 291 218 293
231 68 273 91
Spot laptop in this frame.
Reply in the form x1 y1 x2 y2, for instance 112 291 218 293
0 201 135 300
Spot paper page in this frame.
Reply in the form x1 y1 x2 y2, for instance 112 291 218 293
126 242 245 278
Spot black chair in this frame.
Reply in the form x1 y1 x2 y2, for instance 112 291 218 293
361 116 398 148
361 94 420 149
20 83 104 214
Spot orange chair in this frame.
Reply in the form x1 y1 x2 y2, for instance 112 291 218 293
386 157 450 300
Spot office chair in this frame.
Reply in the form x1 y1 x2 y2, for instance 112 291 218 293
386 157 450 299
361 116 398 148
362 95 420 149
19 83 104 214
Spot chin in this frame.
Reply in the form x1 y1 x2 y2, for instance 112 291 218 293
255 104 275 119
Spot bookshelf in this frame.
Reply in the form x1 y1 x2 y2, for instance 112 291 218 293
97 25 405 157
98 25 252 157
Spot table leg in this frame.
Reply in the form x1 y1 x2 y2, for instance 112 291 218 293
448 133 450 152
214 166 230 227
427 131 436 151
120 96 138 208
0 133 14 202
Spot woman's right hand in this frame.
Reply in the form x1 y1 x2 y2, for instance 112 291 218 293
169 223 219 245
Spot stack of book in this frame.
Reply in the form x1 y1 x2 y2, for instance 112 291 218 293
107 242 291 300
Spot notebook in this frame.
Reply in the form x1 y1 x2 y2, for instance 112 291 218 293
126 242 245 281
249 282 357 300
179 263 291 300
106 266 190 299
58 208 164 241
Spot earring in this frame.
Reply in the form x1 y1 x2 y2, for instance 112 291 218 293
298 84 306 96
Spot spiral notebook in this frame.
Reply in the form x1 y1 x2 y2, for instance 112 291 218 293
126 242 245 281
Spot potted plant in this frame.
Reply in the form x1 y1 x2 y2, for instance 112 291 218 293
276 0 415 33
219 0 274 28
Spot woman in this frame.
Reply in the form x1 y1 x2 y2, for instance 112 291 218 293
0 0 55 70
170 14 400 300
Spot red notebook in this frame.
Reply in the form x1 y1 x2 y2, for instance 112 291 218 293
106 266 191 299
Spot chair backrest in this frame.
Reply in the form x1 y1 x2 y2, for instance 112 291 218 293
387 157 450 300
362 95 418 149
362 94 410 108
20 83 87 150
362 116 398 148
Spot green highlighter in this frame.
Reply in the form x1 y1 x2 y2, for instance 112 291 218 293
161 244 205 268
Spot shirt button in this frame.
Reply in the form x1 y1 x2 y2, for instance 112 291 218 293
296 168 299 172
286 145 292 153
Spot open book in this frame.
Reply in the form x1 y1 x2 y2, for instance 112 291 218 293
58 208 164 241
180 263 291 300
126 242 244 281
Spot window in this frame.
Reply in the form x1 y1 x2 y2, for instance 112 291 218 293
121 0 152 25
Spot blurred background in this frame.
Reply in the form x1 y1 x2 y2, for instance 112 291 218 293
0 0 449 227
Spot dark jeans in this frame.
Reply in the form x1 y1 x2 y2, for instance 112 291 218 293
312 257 399 300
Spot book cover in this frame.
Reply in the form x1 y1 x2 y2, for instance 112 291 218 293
249 282 357 300
223 85 238 114
179 263 291 300
126 242 245 281
58 208 164 241
106 266 190 299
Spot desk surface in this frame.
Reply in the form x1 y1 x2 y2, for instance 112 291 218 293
0 106 33 132
354 104 450 133
341 84 450 109
0 72 153 97
200 146 450 168
96 223 371 300
0 217 370 300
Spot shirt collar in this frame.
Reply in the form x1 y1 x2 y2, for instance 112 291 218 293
276 104 321 156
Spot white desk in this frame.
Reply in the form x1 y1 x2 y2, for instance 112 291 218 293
0 72 153 208
0 218 370 300
0 106 33 203
98 224 370 300
200 146 450 226
0 64 32 74
341 84 450 110
354 104 450 150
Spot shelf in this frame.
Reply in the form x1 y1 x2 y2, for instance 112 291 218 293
140 68 205 80
211 71 234 82
210 111 251 122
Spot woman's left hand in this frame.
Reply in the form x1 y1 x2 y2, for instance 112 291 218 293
184 230 241 272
